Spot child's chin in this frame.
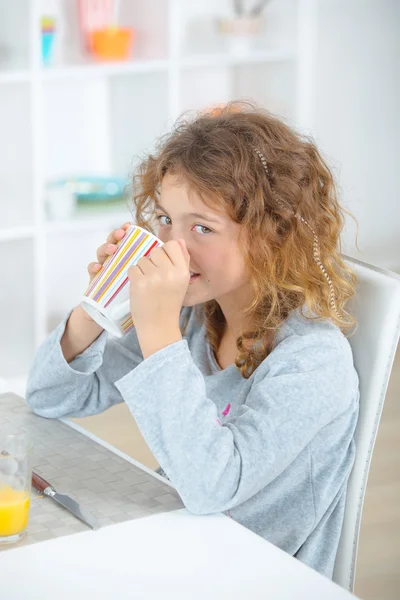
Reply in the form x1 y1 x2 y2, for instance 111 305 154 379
182 298 198 307
182 295 208 308
183 284 214 308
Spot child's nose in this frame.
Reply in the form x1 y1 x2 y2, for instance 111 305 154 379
176 238 191 262
160 228 192 255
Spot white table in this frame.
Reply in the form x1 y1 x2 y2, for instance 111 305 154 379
0 382 360 600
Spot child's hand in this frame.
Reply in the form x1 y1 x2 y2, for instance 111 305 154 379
127 239 190 357
87 222 131 283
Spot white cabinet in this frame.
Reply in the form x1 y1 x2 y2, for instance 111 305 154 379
0 0 316 388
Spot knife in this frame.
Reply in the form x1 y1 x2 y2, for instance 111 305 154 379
32 471 98 530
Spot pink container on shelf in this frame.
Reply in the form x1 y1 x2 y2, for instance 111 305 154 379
78 0 115 51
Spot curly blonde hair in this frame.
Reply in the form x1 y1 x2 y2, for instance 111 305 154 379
131 101 357 379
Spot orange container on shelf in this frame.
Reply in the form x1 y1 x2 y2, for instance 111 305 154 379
90 27 134 61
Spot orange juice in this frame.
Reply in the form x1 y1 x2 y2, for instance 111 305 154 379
0 485 30 537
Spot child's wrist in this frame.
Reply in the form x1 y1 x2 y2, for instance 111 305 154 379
136 322 182 359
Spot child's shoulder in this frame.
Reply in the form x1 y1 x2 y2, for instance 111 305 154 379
252 307 359 416
262 306 356 383
275 306 349 350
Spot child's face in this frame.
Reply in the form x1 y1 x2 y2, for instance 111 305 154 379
155 173 252 309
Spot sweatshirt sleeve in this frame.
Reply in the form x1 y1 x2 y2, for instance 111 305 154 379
26 310 144 419
115 331 359 515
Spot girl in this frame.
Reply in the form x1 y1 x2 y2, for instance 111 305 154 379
27 102 359 579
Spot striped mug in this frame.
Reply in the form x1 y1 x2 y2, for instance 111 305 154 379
81 225 163 337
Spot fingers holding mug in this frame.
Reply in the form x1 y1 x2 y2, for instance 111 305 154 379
88 262 103 282
82 224 162 338
96 223 132 264
89 223 132 283
106 222 131 245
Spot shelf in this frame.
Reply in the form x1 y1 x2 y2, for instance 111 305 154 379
0 0 307 384
45 203 134 234
0 52 295 83
0 226 35 241
180 49 296 69
41 58 169 80
0 69 31 84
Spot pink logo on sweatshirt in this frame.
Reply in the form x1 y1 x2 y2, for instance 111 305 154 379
217 403 231 425
222 403 231 417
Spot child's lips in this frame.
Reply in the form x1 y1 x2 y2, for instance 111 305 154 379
189 272 200 284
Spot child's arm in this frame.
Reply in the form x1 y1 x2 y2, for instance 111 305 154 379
26 310 144 419
26 305 191 420
114 330 359 515
27 223 136 416
60 305 104 363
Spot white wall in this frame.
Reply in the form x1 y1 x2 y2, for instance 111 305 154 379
315 0 400 271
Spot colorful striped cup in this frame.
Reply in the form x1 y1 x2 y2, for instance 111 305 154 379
81 225 163 337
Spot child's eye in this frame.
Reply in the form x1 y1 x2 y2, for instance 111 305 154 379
192 224 212 235
156 215 171 226
156 215 212 236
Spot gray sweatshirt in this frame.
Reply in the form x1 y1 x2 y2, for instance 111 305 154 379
26 305 359 579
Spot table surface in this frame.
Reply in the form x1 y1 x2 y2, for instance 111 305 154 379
0 392 183 549
0 381 360 600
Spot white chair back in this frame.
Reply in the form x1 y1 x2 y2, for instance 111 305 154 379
333 255 400 590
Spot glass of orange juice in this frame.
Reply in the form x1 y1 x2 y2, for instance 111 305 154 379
0 433 33 545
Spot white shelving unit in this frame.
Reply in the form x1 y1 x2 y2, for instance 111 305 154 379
0 0 316 392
